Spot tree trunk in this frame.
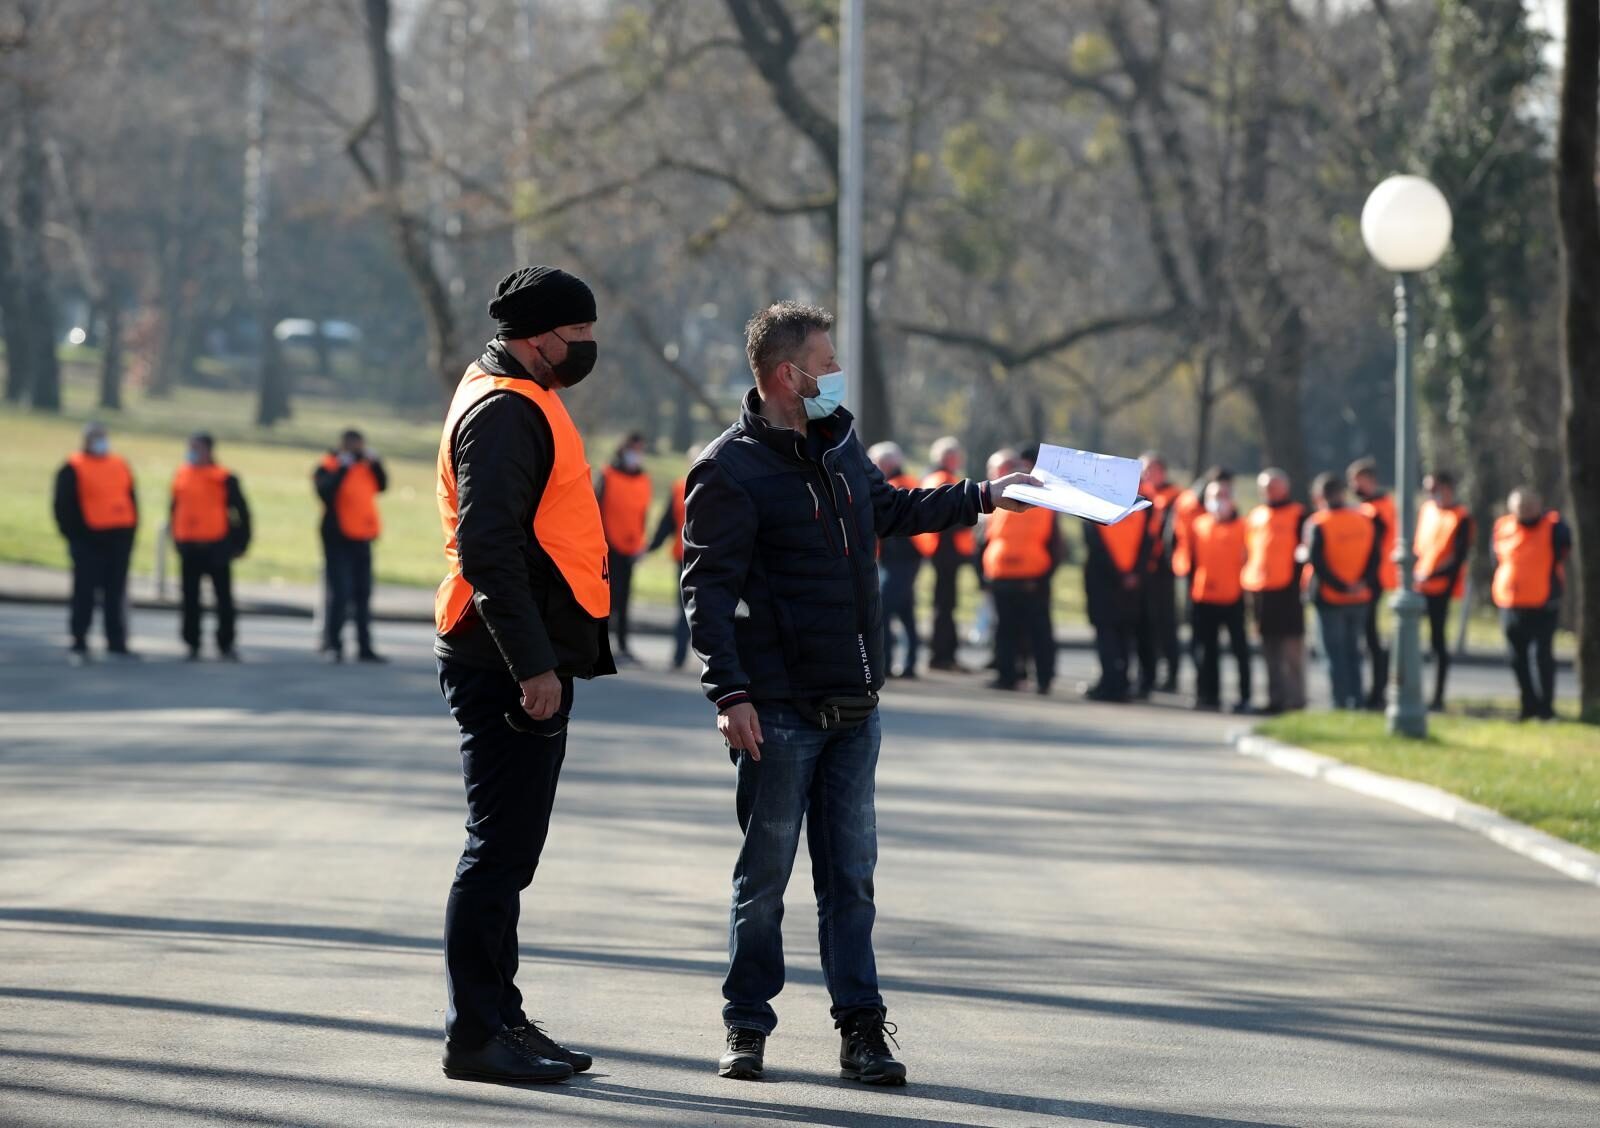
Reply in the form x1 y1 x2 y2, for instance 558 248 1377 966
1192 347 1217 475
255 300 291 426
858 289 892 443
17 95 60 411
1556 0 1600 722
0 212 32 404
98 288 124 411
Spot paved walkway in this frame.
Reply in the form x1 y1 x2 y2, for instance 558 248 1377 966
0 604 1595 1127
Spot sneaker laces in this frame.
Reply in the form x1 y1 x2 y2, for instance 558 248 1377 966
509 1021 560 1058
727 1027 764 1053
852 1018 899 1056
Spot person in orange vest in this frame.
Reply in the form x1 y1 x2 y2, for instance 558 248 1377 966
983 446 1060 694
1187 479 1251 713
315 429 388 663
1492 487 1572 721
916 435 976 671
1348 456 1396 709
53 422 140 664
648 443 701 670
1082 504 1150 702
170 432 251 662
1301 473 1379 710
596 431 650 664
432 266 612 1084
1413 470 1473 711
1242 467 1308 713
868 440 923 678
1136 451 1183 696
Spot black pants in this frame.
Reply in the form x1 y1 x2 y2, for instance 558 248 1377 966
609 549 635 654
323 534 374 653
1137 571 1179 692
992 578 1055 690
438 658 573 1048
880 561 920 675
929 557 963 666
68 529 134 650
1502 608 1558 719
1425 593 1452 707
1362 599 1390 706
1191 599 1251 707
178 542 235 653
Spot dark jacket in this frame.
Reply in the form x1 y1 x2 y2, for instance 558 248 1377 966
683 390 988 710
1081 519 1148 627
432 341 616 682
314 453 388 541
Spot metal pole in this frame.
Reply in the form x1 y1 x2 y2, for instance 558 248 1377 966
837 0 865 417
1387 272 1427 737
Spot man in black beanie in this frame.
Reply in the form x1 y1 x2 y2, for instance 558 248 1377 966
432 265 614 1084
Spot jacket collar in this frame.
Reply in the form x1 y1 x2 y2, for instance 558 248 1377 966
737 387 855 463
478 339 555 389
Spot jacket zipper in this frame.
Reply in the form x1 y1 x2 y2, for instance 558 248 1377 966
819 428 871 684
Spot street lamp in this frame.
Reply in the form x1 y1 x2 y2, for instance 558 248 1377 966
1361 175 1453 738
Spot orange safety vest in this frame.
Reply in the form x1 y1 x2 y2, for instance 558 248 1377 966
1242 502 1304 592
1169 488 1204 577
1099 508 1149 575
982 506 1054 580
1189 513 1247 605
1491 512 1562 610
435 363 610 632
1304 507 1375 605
1140 482 1181 572
600 465 652 557
669 477 687 563
1414 500 1468 598
67 451 137 531
912 469 976 558
1360 492 1398 590
170 463 233 544
319 454 382 542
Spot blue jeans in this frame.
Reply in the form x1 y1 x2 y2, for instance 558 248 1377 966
723 703 884 1033
1316 603 1366 709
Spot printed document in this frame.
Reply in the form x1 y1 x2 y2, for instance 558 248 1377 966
1001 443 1152 525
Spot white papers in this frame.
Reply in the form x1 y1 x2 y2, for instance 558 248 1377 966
1002 443 1153 525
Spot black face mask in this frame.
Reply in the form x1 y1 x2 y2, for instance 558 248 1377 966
542 330 597 388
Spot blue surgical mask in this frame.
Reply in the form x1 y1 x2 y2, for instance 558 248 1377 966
186 450 203 466
87 437 110 457
793 364 846 421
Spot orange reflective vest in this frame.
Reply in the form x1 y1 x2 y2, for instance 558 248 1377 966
1242 502 1304 592
600 465 651 556
982 506 1054 580
170 463 233 544
67 452 137 531
1141 482 1181 572
1491 512 1562 610
435 364 610 633
669 477 687 563
1169 488 1204 577
913 469 976 558
1189 512 1247 605
319 454 382 541
1360 492 1398 590
1099 508 1149 575
1305 508 1375 605
1414 500 1469 598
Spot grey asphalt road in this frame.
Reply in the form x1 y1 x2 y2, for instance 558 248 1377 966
0 602 1595 1128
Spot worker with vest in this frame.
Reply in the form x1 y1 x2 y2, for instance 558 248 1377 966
314 429 388 663
170 432 251 662
1242 467 1308 714
869 440 923 678
432 266 613 1085
983 445 1060 694
1491 488 1572 722
1348 457 1396 710
1413 470 1473 711
53 422 140 664
1082 504 1150 702
597 431 650 664
1136 451 1183 696
1187 479 1251 713
915 436 976 672
1167 467 1219 599
647 444 700 670
1301 472 1379 710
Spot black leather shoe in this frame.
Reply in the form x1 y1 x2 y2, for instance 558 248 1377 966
839 1013 907 1086
718 1026 765 1080
509 1021 591 1073
442 1030 573 1084
357 649 388 664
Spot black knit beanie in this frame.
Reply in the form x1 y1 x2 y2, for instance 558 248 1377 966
487 266 597 340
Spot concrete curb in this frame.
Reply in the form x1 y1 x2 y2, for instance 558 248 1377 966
1232 732 1600 888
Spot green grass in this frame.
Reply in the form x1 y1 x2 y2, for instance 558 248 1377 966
1257 705 1600 851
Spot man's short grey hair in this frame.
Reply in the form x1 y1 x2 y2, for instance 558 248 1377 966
930 436 962 464
1258 466 1289 487
867 441 904 466
744 301 834 382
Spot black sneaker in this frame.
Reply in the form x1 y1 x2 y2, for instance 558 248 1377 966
442 1029 573 1084
218 649 241 663
508 1021 591 1073
185 648 201 663
839 1013 907 1086
106 648 142 662
357 649 388 664
68 647 90 667
718 1026 765 1080
324 648 344 664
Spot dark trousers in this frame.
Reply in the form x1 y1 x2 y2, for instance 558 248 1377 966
609 549 636 654
67 529 134 650
929 557 962 666
880 562 920 675
438 658 573 1048
1425 593 1452 707
178 542 235 653
673 562 692 668
1316 602 1367 710
323 533 374 653
992 578 1055 690
1137 571 1180 692
1192 599 1250 707
1362 598 1390 706
1502 608 1558 719
1088 579 1139 698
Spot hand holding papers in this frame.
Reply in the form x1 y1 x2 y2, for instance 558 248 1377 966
1001 444 1153 525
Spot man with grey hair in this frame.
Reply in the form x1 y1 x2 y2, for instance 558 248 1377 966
868 440 921 677
53 422 140 664
683 300 1038 1086
919 434 975 670
1242 468 1308 713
